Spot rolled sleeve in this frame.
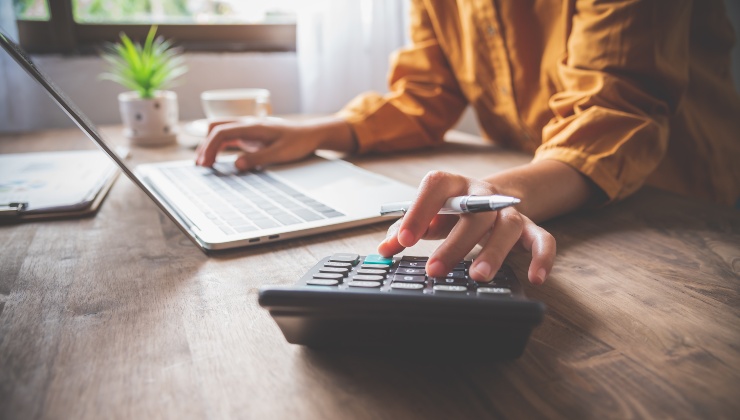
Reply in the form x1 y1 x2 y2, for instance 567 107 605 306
337 0 467 154
534 0 691 203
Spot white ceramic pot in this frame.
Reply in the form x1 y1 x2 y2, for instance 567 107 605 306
118 90 178 147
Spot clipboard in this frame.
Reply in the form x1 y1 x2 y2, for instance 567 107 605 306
0 150 120 223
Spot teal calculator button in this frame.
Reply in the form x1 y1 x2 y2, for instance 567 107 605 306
363 254 394 265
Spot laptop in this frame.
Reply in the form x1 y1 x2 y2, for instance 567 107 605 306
0 30 417 251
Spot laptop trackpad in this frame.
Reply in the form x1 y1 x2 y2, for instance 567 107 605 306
267 158 414 215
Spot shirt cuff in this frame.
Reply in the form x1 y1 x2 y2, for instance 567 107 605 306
336 108 380 155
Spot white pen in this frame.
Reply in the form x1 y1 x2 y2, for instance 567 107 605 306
380 194 521 216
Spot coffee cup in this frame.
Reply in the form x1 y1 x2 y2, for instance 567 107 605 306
200 88 272 119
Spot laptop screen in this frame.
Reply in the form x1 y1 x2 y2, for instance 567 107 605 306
0 29 205 248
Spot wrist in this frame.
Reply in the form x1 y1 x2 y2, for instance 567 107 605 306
302 116 357 154
483 160 595 222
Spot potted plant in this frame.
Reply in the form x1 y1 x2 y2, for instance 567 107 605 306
101 26 187 147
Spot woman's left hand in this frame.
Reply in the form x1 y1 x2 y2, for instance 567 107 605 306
377 170 556 285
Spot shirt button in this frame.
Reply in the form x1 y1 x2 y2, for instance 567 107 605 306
486 25 496 37
500 86 509 96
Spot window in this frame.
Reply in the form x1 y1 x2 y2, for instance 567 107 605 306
13 0 298 54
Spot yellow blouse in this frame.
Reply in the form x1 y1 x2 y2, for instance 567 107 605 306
339 0 740 206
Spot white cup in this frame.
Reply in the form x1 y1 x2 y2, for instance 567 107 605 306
200 88 272 119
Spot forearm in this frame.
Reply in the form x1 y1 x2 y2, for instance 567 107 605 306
300 120 597 222
484 159 600 222
301 116 357 154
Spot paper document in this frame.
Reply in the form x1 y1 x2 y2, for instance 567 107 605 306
0 150 118 212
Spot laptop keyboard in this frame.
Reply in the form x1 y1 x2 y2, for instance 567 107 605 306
159 166 345 235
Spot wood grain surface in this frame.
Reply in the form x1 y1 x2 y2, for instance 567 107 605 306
0 125 738 420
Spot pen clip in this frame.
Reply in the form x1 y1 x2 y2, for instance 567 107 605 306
0 202 28 217
379 201 409 216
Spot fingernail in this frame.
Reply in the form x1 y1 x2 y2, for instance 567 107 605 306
472 261 491 280
536 268 547 284
398 229 416 247
427 259 445 276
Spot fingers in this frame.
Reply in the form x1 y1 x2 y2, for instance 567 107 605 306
195 123 275 167
468 207 524 282
427 210 555 285
517 215 556 285
425 211 497 277
236 139 267 153
207 118 239 133
194 119 239 156
378 214 458 258
233 142 296 171
375 170 556 286
421 214 458 240
377 219 404 257
397 171 469 248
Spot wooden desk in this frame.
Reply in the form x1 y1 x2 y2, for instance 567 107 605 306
1 125 738 419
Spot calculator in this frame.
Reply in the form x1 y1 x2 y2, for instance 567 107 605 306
258 253 545 358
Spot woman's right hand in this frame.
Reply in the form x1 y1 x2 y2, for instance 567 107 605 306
195 116 357 171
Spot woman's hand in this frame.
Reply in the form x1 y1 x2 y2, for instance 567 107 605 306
195 116 357 171
377 170 556 285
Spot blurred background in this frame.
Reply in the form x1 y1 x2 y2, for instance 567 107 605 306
0 0 738 135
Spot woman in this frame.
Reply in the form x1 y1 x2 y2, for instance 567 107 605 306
196 0 740 285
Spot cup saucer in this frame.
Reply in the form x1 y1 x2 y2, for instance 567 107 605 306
183 119 210 137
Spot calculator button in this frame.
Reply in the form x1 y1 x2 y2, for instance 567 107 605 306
392 274 426 283
398 261 426 268
476 275 510 286
319 267 350 276
391 282 424 290
348 280 382 288
357 268 386 276
329 253 360 265
474 277 501 285
312 272 344 281
397 268 426 276
489 279 513 287
352 274 385 282
452 262 468 271
477 287 511 295
361 263 390 271
401 256 428 262
433 285 468 292
363 254 394 265
306 279 339 286
432 277 468 286
474 278 493 284
324 261 352 269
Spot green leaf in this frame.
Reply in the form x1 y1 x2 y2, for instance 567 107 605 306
99 25 186 97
